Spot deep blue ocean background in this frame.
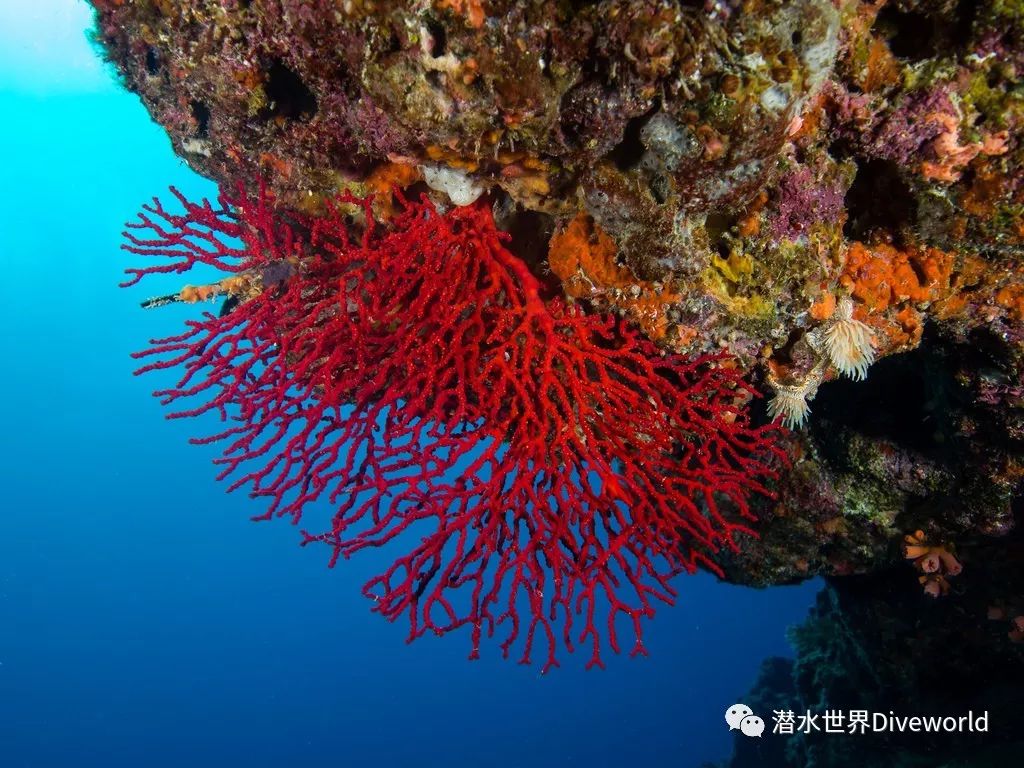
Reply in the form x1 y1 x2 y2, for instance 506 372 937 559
0 3 820 766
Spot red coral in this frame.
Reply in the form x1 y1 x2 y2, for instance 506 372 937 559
123 185 785 671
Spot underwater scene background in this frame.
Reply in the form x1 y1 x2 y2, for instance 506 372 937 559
6 0 1024 765
0 3 821 767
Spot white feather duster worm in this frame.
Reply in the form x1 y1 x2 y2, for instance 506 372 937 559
823 297 875 381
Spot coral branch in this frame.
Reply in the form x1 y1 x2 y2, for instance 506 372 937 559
124 186 785 671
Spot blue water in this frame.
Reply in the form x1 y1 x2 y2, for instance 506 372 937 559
0 3 820 766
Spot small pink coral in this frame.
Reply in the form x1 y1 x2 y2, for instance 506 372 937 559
921 113 1010 183
904 529 962 597
921 576 948 599
938 550 963 576
1010 616 1024 644
919 552 941 574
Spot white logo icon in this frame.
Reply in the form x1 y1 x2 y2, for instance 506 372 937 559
740 715 766 738
725 704 754 730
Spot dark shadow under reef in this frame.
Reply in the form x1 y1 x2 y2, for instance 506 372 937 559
723 503 1024 767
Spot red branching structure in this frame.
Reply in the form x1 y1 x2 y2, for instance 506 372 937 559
123 184 787 671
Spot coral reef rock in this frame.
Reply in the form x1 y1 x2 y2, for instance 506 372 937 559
726 505 1024 766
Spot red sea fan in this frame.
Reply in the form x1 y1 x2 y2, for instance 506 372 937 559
123 184 786 671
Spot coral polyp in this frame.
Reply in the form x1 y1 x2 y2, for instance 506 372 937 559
123 184 785 670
